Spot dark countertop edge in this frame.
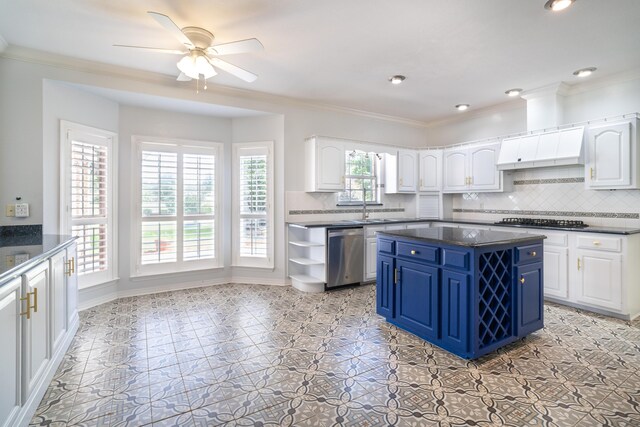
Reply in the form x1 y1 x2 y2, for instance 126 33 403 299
287 218 640 235
377 230 546 248
0 236 77 286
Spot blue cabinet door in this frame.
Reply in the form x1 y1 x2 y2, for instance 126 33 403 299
395 259 438 340
515 262 544 336
376 254 395 318
441 269 470 356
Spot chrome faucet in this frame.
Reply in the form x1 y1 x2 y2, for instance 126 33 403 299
362 186 369 220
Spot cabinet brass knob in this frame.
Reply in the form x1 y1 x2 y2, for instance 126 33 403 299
593 241 601 246
520 277 525 284
530 251 537 257
410 250 417 255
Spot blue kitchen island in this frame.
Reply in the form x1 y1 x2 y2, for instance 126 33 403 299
376 227 546 359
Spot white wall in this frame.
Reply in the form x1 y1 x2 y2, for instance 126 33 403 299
116 105 233 296
42 80 119 233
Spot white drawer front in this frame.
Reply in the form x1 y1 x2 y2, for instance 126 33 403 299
544 233 568 247
576 235 622 252
365 226 386 238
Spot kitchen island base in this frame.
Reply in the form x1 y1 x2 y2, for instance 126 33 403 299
376 227 545 359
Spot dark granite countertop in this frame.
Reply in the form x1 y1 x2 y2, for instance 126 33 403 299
0 234 76 285
378 227 546 248
287 218 640 235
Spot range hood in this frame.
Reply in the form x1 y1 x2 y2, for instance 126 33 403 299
497 83 585 170
497 126 584 170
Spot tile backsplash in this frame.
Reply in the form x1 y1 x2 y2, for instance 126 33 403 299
286 191 415 223
452 165 640 228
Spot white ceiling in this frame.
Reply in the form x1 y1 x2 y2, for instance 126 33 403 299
2 0 640 123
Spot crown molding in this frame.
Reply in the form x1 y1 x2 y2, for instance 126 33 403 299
0 45 428 128
520 82 570 100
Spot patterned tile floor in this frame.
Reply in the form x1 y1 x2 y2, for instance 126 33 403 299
30 283 640 427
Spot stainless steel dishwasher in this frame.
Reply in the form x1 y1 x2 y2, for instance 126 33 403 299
326 227 364 288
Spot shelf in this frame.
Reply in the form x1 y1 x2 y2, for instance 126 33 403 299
289 240 325 248
289 257 324 266
290 274 325 293
290 274 324 284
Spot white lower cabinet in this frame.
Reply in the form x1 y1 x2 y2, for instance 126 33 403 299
365 237 377 281
50 251 67 356
576 249 622 311
543 246 568 299
0 240 79 427
21 262 50 403
0 277 22 427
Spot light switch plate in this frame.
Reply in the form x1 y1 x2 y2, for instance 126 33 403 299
5 255 15 268
5 204 15 217
15 203 29 217
14 253 30 264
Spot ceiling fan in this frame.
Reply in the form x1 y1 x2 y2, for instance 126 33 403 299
115 11 264 87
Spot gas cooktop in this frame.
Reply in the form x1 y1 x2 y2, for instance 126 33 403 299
494 217 589 228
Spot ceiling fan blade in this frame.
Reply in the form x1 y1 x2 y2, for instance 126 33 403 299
207 38 264 56
209 58 258 82
176 72 192 82
113 44 186 55
147 11 194 48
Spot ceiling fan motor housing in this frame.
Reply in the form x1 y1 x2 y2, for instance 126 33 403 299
182 27 215 49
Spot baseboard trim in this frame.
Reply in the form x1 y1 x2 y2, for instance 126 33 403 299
79 277 291 311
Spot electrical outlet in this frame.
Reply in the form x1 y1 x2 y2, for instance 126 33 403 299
5 255 15 268
5 204 15 217
15 203 29 217
14 253 29 265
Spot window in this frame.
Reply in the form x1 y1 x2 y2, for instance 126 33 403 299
60 121 117 288
133 137 221 276
232 141 274 268
337 149 380 204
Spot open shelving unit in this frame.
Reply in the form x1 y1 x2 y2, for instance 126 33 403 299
288 225 326 293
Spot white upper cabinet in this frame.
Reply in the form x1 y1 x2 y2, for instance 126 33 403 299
418 149 442 192
585 120 638 190
443 148 468 192
443 142 502 192
385 149 417 193
305 136 345 192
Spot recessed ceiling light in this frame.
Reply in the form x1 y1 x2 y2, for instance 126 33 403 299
455 104 470 111
389 75 406 85
544 0 575 11
573 67 597 78
505 88 523 97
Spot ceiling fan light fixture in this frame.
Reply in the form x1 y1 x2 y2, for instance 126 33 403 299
177 51 217 80
544 0 575 11
573 67 596 78
505 88 523 97
177 54 199 79
389 75 406 85
455 104 470 111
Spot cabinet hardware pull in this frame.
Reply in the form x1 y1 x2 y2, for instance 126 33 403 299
399 177 403 185
593 241 601 246
32 287 38 313
394 268 398 284
66 259 72 276
20 293 31 320
530 251 537 257
577 258 581 270
71 257 75 274
590 167 595 179
410 250 417 255
520 276 525 284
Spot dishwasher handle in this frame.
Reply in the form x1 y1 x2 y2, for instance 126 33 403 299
328 228 364 238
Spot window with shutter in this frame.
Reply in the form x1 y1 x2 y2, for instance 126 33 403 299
61 121 117 288
232 142 274 268
133 138 221 276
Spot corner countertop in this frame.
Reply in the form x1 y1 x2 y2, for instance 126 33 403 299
287 218 640 235
0 234 76 285
378 227 546 248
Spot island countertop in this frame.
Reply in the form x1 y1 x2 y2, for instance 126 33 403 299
378 226 546 248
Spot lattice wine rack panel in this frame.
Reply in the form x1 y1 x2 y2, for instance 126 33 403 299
478 250 512 350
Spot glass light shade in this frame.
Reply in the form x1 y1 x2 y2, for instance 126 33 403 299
195 55 217 79
177 55 199 79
